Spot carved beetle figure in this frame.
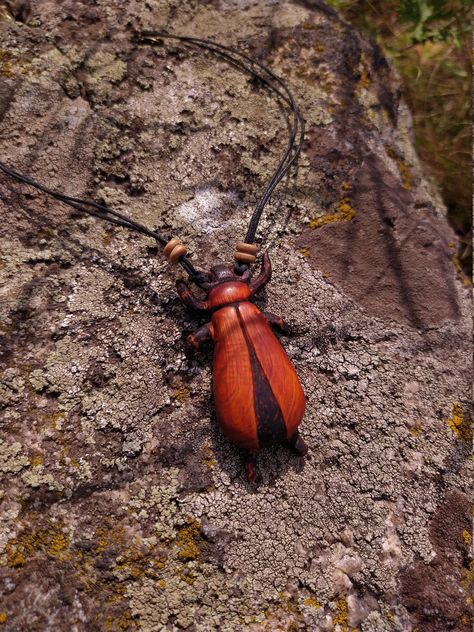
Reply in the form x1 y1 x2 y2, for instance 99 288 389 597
176 252 307 482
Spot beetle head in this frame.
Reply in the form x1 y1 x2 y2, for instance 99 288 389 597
178 253 270 312
200 263 250 292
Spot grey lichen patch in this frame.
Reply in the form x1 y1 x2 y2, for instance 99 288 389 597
84 51 127 101
128 470 181 542
127 565 267 630
0 441 29 474
21 468 64 492
177 187 243 235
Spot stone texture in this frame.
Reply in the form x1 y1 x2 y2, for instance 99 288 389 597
0 1 472 631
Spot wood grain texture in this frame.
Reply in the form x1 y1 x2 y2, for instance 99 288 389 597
239 303 305 439
211 302 305 450
212 305 258 450
207 281 251 310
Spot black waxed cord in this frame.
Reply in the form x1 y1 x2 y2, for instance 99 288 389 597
0 32 304 283
0 160 202 280
140 32 305 250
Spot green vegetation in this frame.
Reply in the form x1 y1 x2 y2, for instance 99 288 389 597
328 0 472 273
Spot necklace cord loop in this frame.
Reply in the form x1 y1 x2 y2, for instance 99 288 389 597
0 31 304 288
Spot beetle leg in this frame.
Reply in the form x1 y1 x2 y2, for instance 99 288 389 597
176 280 208 311
288 431 308 455
249 252 272 296
187 322 214 350
263 311 288 334
243 451 258 483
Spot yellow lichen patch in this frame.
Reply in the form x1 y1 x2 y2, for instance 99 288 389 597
459 561 474 609
31 455 43 467
94 522 165 581
386 609 395 622
176 518 201 561
102 230 116 248
275 591 301 615
385 147 414 190
462 530 472 545
6 522 71 567
332 596 358 632
446 403 472 443
408 422 423 437
201 445 216 470
179 569 197 585
49 411 65 431
94 521 127 554
303 596 320 608
298 247 311 258
451 252 471 288
309 198 356 229
460 561 473 593
202 457 216 470
0 49 15 78
201 457 217 470
172 385 189 404
338 198 356 219
115 543 166 581
116 611 137 630
355 63 372 99
0 613 7 625
6 516 148 627
397 159 414 190
358 68 370 90
104 610 137 631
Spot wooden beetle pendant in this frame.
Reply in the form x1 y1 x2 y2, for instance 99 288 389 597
176 252 307 482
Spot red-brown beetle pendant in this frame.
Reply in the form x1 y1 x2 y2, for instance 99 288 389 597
176 252 307 482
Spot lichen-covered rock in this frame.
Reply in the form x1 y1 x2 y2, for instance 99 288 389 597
0 1 471 631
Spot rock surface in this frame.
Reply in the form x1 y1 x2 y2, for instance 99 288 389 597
0 1 472 631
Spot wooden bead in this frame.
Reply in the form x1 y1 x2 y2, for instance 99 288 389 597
236 242 258 255
169 244 187 264
234 251 256 264
164 238 181 258
164 238 187 264
234 242 258 264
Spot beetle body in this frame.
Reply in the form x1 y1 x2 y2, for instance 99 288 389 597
176 253 307 481
211 298 304 452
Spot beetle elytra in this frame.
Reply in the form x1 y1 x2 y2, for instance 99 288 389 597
176 252 307 481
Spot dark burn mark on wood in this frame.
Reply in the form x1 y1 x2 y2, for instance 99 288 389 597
235 306 286 447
